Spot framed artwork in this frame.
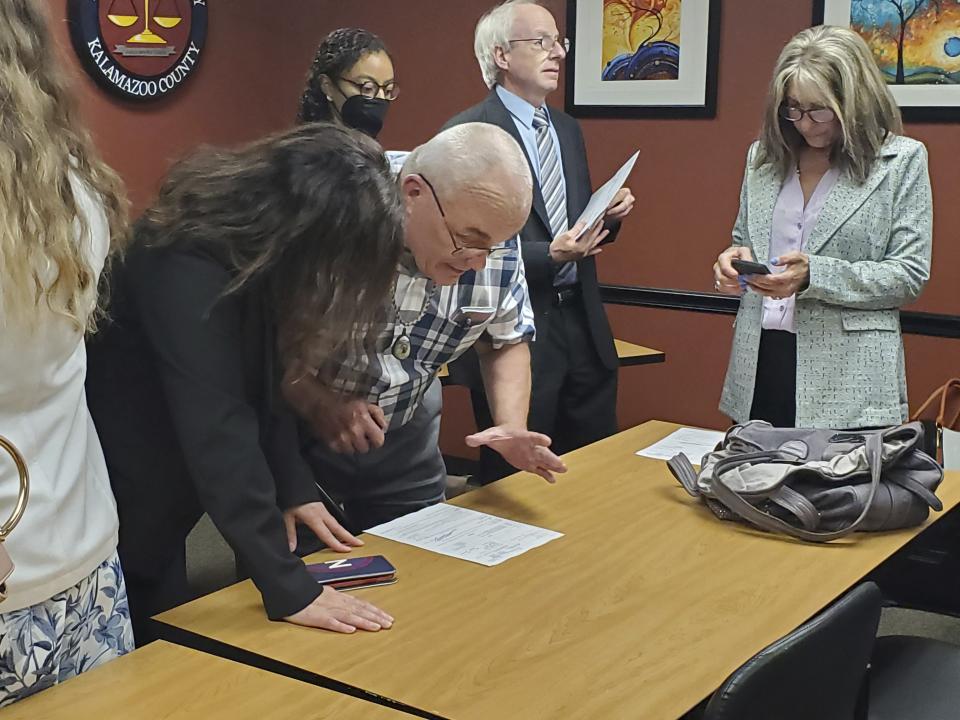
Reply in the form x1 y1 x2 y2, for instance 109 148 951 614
565 0 721 118
813 0 960 121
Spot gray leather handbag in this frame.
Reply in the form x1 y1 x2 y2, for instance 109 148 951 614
667 421 944 542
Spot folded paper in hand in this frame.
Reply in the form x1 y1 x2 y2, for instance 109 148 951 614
572 150 640 239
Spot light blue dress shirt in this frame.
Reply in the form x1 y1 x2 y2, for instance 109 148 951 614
495 84 577 286
495 84 568 206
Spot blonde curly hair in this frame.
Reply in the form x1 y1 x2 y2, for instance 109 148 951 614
0 0 128 332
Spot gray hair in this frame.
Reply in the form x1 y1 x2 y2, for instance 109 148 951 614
474 0 541 89
403 122 532 217
756 25 903 183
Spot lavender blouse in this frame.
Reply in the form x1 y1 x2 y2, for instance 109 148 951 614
761 166 841 333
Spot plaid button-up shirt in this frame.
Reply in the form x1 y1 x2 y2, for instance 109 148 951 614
324 153 536 429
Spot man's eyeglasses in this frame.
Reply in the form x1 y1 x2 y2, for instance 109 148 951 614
508 34 570 53
418 174 510 260
779 104 836 123
338 77 400 101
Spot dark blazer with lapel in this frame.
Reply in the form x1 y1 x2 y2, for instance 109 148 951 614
86 242 323 621
443 90 617 369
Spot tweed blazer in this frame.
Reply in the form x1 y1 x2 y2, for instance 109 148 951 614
719 135 932 428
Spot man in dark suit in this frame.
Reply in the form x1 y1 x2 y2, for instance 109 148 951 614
445 0 635 483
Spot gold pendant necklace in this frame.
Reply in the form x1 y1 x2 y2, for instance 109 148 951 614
390 274 436 361
392 333 412 360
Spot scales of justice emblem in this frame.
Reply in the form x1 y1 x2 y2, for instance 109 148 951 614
68 0 207 101
105 0 183 57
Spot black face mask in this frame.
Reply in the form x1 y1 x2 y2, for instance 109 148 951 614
339 95 389 139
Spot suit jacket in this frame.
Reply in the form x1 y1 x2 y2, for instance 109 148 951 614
86 242 323 620
720 136 932 428
443 90 617 370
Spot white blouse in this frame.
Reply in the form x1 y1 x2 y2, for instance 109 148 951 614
0 173 120 611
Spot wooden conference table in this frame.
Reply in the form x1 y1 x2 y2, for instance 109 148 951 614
157 421 960 720
6 640 404 720
610 338 667 366
438 338 665 379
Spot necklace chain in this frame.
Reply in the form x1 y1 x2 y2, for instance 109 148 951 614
388 272 437 361
390 273 437 333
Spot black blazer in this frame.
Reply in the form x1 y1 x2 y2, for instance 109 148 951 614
86 243 322 620
443 90 617 369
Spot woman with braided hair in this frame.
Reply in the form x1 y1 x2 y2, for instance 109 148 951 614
298 28 399 139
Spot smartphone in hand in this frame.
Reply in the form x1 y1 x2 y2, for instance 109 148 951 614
731 259 771 276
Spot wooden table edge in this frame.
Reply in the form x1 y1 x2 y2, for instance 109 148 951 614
150 620 447 720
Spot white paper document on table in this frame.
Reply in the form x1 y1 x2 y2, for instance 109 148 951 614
365 503 563 566
572 149 640 239
636 427 726 464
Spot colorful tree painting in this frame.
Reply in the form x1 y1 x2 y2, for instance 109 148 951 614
851 0 960 84
602 0 682 81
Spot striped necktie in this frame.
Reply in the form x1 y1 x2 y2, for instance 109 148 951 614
533 107 577 286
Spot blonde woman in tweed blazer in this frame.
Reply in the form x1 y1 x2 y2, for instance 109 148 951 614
713 26 932 429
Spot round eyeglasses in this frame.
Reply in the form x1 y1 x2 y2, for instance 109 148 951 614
779 104 836 123
338 77 400 101
508 34 570 54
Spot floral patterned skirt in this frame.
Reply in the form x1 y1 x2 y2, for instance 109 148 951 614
0 551 134 707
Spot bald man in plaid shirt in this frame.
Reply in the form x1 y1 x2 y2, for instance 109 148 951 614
282 124 598 548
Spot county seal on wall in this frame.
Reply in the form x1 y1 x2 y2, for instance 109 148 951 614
68 0 208 101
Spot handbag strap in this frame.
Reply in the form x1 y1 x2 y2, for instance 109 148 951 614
885 472 943 511
706 433 884 543
710 450 820 530
668 450 821 529
945 379 960 429
666 453 701 497
911 378 960 429
0 435 29 540
768 485 820 531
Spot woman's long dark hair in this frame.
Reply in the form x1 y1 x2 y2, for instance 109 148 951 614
140 122 403 367
298 28 391 124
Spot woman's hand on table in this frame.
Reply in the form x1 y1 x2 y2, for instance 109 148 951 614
284 588 394 633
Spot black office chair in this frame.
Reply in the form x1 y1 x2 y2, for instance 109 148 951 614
700 582 883 720
868 634 960 719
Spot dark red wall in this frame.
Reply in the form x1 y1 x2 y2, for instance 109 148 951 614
50 1 959 454
50 0 336 212
301 0 959 314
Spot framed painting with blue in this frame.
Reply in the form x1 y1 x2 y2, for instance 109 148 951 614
565 0 721 118
813 0 960 121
